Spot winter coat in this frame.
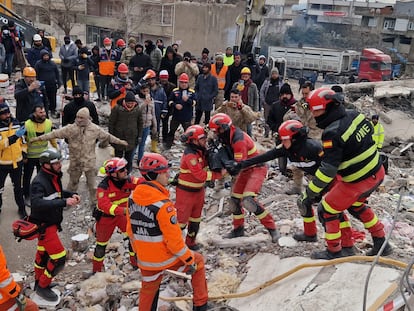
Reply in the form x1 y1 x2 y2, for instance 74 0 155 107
109 102 143 151
260 77 283 107
214 101 258 132
138 97 157 131
150 83 167 120
0 117 26 168
14 78 49 122
34 122 126 171
0 43 5 64
27 45 49 67
129 52 152 83
174 61 199 89
254 64 270 90
168 87 196 122
1 33 14 53
59 41 78 68
74 56 94 81
232 80 259 112
224 62 243 100
146 47 162 72
34 54 61 88
195 73 218 111
62 99 99 126
120 47 135 67
159 47 181 84
267 97 297 132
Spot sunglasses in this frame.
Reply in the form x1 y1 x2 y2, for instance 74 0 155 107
118 167 127 172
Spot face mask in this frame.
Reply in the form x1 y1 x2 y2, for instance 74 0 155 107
64 40 70 45
105 45 111 50
74 97 83 104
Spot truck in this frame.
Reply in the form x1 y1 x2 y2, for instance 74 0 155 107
267 46 360 84
357 48 392 82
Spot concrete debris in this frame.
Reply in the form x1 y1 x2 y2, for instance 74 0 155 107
208 270 241 298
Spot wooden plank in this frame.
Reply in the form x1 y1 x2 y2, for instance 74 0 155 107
367 282 398 311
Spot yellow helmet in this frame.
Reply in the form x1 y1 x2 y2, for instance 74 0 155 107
241 67 251 75
23 67 36 77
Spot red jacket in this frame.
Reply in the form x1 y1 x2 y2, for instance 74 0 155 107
230 126 259 162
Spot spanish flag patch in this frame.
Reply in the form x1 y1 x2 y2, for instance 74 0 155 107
322 140 333 149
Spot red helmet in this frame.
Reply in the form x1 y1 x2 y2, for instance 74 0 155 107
278 120 306 140
182 125 206 143
139 153 169 175
208 113 232 133
118 63 128 74
104 157 127 174
145 69 156 79
116 38 126 48
103 37 112 45
178 73 189 83
306 87 336 111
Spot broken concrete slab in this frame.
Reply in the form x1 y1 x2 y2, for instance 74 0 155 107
229 254 401 311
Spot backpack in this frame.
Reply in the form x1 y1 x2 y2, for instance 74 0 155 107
12 218 39 242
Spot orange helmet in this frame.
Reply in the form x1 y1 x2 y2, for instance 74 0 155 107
103 37 112 45
116 38 126 48
278 120 307 140
23 67 36 77
178 73 189 83
181 125 206 143
145 69 156 79
139 153 170 175
104 157 127 175
208 113 232 133
118 63 129 74
306 87 336 111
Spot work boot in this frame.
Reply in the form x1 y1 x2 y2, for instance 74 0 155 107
342 246 357 257
224 226 244 239
366 237 393 256
188 244 200 251
268 229 280 243
311 249 345 260
285 186 301 195
293 232 317 242
36 285 58 302
193 303 209 311
151 140 159 153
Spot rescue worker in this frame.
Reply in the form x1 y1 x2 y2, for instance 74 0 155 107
299 87 392 259
177 125 224 250
30 108 128 208
108 62 134 108
214 88 257 133
165 73 196 148
115 38 126 61
211 53 228 110
0 244 39 310
23 104 57 206
99 37 118 101
225 120 354 250
371 115 384 151
92 157 140 273
127 153 209 311
208 113 280 243
29 149 81 301
0 102 27 217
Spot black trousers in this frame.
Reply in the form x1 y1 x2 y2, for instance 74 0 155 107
100 75 112 98
114 148 135 173
194 110 211 125
61 67 75 92
0 162 25 210
23 158 40 198
167 119 191 147
45 85 57 112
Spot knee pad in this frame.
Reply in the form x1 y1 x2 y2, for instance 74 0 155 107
348 204 368 220
188 221 200 237
51 255 66 276
94 244 106 259
228 197 241 214
241 196 259 214
317 203 340 227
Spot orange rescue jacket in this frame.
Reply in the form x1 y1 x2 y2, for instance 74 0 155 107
127 181 194 270
0 245 20 304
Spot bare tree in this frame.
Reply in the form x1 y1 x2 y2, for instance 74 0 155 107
39 0 84 35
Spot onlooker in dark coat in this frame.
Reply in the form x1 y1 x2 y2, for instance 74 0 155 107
144 40 162 72
74 47 94 93
90 46 101 101
267 83 296 133
62 86 99 126
129 44 152 85
194 63 217 125
224 51 243 100
38 29 52 51
159 46 180 84
27 34 49 67
35 49 60 117
254 55 270 92
59 36 78 94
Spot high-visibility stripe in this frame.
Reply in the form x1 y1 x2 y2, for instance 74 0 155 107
180 168 191 173
129 251 135 256
96 241 108 246
0 275 13 289
6 303 18 311
364 215 378 229
34 263 43 269
303 216 316 223
93 256 105 262
338 144 377 170
206 170 212 181
340 221 351 229
243 191 257 197
315 170 333 183
49 250 66 260
37 245 46 251
308 181 323 194
179 223 187 229
256 210 269 220
247 145 257 155
44 270 52 278
178 179 204 188
322 200 341 215
233 214 244 220
234 153 243 159
342 152 379 182
341 113 365 142
134 234 164 242
142 271 164 282
43 192 61 200
109 204 118 215
231 193 243 198
325 231 341 240
352 201 363 207
189 217 201 222
138 256 180 269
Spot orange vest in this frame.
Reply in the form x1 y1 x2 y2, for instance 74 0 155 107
0 245 20 304
126 182 194 271
211 64 228 90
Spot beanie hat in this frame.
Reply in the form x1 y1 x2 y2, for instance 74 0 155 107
124 91 137 103
64 35 70 41
135 43 144 49
128 37 136 44
159 70 169 79
76 107 90 118
372 114 379 120
202 48 209 54
259 55 266 60
233 51 241 57
79 47 89 54
40 49 49 57
0 103 10 115
72 86 83 96
271 67 279 75
215 53 224 60
280 83 293 95
183 51 191 58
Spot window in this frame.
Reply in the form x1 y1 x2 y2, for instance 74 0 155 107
383 19 395 30
106 4 113 17
408 21 414 31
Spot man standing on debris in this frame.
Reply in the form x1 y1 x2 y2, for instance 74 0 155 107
31 108 128 208
371 114 384 150
299 87 392 259
29 149 80 302
177 125 224 250
62 86 99 126
208 113 280 243
194 62 218 125
127 153 209 311
0 244 39 310
92 157 140 273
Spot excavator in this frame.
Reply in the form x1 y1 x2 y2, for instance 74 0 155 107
234 0 287 79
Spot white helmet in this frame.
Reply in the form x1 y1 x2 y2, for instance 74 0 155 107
33 34 42 41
